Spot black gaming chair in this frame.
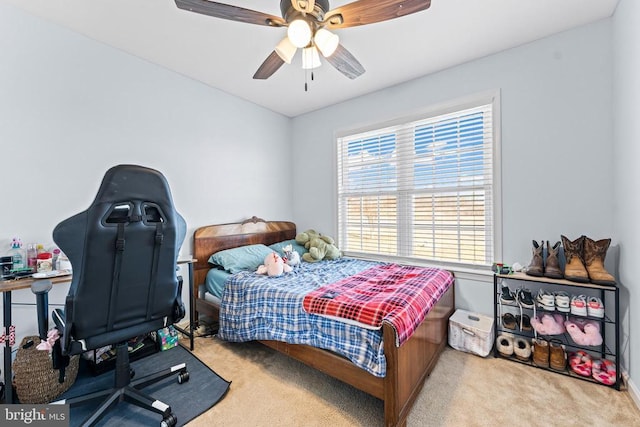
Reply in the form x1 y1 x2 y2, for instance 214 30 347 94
51 165 189 427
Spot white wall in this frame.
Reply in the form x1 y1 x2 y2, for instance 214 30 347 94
612 0 640 400
0 3 292 368
291 22 614 334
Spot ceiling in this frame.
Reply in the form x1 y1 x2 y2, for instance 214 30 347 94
3 0 619 117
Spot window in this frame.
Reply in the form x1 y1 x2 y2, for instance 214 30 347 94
337 93 500 269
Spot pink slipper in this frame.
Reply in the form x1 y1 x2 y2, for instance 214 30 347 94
569 351 592 377
592 359 616 385
565 320 588 345
583 322 603 346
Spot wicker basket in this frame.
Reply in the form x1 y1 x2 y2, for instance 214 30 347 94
12 335 79 403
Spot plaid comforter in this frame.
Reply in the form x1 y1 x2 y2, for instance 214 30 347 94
217 258 452 377
302 264 454 346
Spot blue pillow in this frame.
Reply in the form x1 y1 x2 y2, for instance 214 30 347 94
208 244 273 274
268 239 308 257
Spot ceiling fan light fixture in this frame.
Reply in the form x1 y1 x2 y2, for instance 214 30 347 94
287 19 312 48
314 28 339 57
302 45 322 69
275 37 297 64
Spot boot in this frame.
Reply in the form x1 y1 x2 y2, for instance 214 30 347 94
544 240 563 279
561 235 589 283
525 240 544 277
583 237 616 286
532 338 549 368
549 339 567 371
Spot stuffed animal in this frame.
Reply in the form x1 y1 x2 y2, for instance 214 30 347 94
256 252 292 277
282 244 301 268
295 229 341 263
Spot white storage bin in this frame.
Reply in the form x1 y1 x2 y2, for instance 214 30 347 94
448 309 495 357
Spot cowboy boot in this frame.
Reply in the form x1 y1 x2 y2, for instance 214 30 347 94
544 240 563 279
525 240 544 277
583 237 616 286
561 235 589 283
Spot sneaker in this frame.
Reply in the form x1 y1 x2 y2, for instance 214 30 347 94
570 295 588 316
587 296 605 318
536 289 555 311
517 288 535 309
554 291 571 312
500 285 516 305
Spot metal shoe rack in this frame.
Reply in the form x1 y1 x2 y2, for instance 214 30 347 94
493 272 620 390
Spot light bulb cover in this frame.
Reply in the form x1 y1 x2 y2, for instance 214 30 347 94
287 19 312 48
275 37 297 64
314 28 339 57
302 46 322 69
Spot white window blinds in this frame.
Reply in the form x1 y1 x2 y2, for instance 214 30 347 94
337 99 498 268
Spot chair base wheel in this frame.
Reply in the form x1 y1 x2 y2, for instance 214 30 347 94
177 371 189 384
161 413 177 427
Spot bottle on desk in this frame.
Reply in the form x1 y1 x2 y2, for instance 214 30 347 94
26 244 37 271
9 237 24 270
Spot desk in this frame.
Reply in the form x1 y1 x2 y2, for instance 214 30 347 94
1 274 71 404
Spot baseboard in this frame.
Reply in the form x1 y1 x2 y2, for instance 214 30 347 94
625 371 640 410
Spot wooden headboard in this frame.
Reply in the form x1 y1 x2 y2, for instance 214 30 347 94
192 216 296 287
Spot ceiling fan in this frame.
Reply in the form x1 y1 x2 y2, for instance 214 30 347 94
174 0 432 80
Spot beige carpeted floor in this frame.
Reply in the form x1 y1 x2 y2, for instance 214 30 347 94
185 336 640 426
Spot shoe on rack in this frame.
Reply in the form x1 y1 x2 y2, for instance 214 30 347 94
554 291 571 313
502 313 517 330
561 235 589 283
570 295 588 316
536 289 555 311
587 296 605 318
592 359 617 386
500 285 516 305
531 313 566 335
544 240 564 279
532 338 550 368
525 240 545 277
515 314 533 332
496 334 514 357
569 350 592 377
517 288 535 309
583 237 616 286
514 338 532 361
549 339 567 371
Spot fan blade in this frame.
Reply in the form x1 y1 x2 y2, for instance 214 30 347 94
253 51 286 79
291 0 315 13
175 0 286 27
323 0 431 29
324 44 365 80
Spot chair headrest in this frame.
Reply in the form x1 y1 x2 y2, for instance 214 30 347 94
92 164 174 208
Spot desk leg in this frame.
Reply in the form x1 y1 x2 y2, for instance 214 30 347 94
3 291 12 404
188 262 194 351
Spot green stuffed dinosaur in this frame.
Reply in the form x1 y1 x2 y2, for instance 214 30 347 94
295 229 341 262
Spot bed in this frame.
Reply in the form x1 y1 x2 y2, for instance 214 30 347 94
192 217 455 427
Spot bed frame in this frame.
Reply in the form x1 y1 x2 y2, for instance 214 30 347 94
192 217 455 427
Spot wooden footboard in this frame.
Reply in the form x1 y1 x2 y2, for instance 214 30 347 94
192 219 455 427
194 282 454 427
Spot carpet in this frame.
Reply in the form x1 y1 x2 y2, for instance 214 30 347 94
188 336 640 426
60 344 230 427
